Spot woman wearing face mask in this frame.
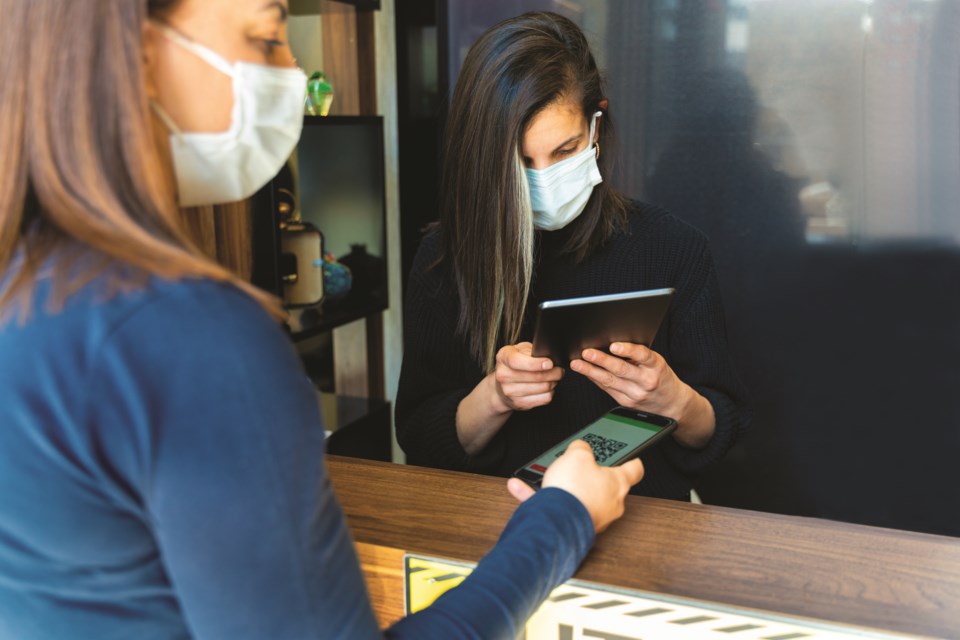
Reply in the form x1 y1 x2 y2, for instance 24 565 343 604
0 1 644 638
396 13 747 501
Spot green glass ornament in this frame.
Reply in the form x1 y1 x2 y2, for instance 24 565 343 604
305 71 334 117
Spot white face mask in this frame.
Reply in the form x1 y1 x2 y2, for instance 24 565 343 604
525 111 603 231
150 23 307 207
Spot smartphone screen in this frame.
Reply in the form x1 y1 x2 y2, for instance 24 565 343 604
514 408 676 486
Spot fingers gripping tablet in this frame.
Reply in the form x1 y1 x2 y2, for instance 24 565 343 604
531 288 674 367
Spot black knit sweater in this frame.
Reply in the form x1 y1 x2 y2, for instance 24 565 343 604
395 202 748 500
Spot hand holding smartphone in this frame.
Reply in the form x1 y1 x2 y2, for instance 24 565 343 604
513 407 677 488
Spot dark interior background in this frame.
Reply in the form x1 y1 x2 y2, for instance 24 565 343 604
395 0 960 537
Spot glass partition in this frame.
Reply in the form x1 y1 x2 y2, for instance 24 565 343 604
434 0 960 536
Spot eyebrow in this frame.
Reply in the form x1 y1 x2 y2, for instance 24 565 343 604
552 134 582 154
261 1 289 20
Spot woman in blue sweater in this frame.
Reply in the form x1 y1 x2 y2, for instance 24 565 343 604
0 1 642 638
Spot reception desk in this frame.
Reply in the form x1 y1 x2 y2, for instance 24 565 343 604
326 456 960 638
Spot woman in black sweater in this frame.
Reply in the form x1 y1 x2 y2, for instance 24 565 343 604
396 12 747 501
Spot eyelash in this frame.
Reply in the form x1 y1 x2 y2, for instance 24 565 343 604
261 38 285 54
558 148 576 156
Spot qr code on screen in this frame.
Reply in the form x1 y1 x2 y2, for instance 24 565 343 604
582 433 629 464
555 433 629 465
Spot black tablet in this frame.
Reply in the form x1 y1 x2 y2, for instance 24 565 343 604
531 288 674 366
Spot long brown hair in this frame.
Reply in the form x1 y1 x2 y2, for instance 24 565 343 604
437 11 630 371
0 0 280 322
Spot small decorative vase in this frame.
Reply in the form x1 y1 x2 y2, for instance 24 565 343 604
339 244 386 297
305 71 334 117
322 253 352 301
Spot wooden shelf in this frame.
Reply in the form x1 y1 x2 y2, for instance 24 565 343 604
290 0 380 16
289 292 387 341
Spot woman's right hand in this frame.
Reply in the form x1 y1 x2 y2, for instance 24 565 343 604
507 440 644 533
491 342 564 413
456 342 564 455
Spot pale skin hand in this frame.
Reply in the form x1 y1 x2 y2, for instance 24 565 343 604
570 342 716 449
507 440 644 533
455 342 563 455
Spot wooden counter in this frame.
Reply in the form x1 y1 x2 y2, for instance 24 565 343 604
326 456 960 638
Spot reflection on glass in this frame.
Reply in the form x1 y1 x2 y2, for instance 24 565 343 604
444 0 960 535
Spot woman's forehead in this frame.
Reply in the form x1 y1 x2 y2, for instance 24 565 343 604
524 100 587 147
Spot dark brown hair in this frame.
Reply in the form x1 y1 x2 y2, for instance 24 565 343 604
0 0 280 322
437 11 630 371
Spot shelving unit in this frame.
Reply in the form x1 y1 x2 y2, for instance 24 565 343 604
251 0 391 461
289 298 385 343
251 115 388 341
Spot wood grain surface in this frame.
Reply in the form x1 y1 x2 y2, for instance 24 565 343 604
327 456 960 638
355 542 406 629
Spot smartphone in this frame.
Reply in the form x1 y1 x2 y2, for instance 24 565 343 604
513 407 677 488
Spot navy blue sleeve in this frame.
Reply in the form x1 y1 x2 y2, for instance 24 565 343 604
386 488 594 639
89 280 594 639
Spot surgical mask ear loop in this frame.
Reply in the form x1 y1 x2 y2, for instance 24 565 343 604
145 22 236 141
148 99 184 137
592 111 602 159
150 21 236 77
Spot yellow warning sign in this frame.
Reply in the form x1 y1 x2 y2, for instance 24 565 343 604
405 556 472 614
404 555 920 640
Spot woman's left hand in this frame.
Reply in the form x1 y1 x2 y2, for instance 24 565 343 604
570 342 716 448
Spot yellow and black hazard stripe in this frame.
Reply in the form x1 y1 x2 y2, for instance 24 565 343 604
404 555 918 640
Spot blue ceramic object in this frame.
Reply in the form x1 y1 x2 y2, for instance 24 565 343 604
322 254 352 301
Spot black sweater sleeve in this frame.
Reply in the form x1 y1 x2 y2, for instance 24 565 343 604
394 233 506 471
656 233 748 476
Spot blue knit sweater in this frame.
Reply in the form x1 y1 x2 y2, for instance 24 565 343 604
0 263 593 639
